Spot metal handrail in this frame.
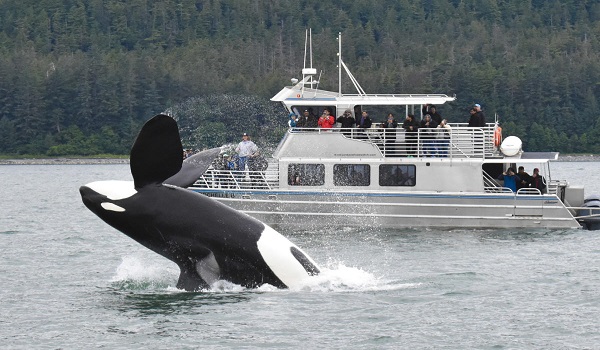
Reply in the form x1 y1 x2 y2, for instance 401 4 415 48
290 125 496 159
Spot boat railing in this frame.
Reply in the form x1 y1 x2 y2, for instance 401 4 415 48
516 188 542 195
546 179 565 196
482 170 502 192
193 167 280 190
289 123 497 159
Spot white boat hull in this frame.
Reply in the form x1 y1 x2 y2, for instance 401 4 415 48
193 189 580 229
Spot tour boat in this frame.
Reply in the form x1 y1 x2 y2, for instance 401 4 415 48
189 31 596 230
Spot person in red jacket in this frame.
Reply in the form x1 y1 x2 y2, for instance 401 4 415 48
318 108 335 129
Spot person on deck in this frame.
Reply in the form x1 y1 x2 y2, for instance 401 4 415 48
288 112 298 128
473 103 486 127
420 114 438 157
381 113 399 155
357 111 373 129
337 109 356 127
436 119 452 157
516 166 531 190
402 114 419 156
422 104 442 125
235 133 259 172
497 167 520 192
318 108 335 129
297 109 318 128
529 168 547 194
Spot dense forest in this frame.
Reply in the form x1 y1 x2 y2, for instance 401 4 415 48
0 0 599 155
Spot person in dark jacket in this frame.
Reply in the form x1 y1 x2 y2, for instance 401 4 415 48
381 113 398 155
357 111 372 128
402 114 419 156
516 166 531 190
356 110 372 139
467 108 479 127
297 109 318 128
336 109 356 135
422 104 443 125
473 103 486 127
529 168 547 194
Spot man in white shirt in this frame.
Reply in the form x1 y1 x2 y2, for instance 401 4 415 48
235 133 259 171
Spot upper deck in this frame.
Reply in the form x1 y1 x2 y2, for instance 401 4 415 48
274 123 500 160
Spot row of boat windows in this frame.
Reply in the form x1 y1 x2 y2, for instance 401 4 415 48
287 164 416 187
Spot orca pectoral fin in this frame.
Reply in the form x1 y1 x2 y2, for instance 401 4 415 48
290 247 320 275
164 148 221 188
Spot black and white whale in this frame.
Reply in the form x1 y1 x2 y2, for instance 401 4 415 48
79 114 320 291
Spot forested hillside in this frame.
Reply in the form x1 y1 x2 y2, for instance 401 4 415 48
1 0 599 155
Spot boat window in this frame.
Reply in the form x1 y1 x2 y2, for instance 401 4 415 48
379 165 416 186
291 106 336 117
288 164 325 186
333 164 370 186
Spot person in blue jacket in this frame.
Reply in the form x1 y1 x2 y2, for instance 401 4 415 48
288 112 298 127
497 167 521 192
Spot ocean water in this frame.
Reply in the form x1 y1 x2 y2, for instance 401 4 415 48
1 162 600 349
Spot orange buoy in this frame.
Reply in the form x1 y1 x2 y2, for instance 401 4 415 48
494 126 502 147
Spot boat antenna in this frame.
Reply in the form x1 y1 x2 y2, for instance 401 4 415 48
337 32 366 96
301 28 316 93
338 32 342 97
316 70 323 91
309 28 313 71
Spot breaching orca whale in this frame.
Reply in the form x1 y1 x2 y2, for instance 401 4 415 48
79 114 320 291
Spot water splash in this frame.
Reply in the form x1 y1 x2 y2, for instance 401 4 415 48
110 256 178 291
110 255 416 293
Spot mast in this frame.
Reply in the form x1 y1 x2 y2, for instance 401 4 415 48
338 32 342 97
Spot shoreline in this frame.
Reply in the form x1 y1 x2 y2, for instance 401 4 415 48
1 154 600 165
0 158 130 165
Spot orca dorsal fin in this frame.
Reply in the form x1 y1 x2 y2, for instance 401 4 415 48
130 114 183 189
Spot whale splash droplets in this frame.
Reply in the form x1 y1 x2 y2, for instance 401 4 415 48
110 256 417 293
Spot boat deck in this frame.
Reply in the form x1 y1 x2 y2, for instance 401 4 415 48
282 123 498 159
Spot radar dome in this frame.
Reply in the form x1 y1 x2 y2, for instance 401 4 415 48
500 136 522 156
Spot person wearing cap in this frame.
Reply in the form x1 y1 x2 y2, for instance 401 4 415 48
297 109 318 128
235 133 259 172
497 167 520 192
473 103 486 127
288 112 298 128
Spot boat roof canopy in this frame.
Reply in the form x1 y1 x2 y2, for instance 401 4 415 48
271 86 456 107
